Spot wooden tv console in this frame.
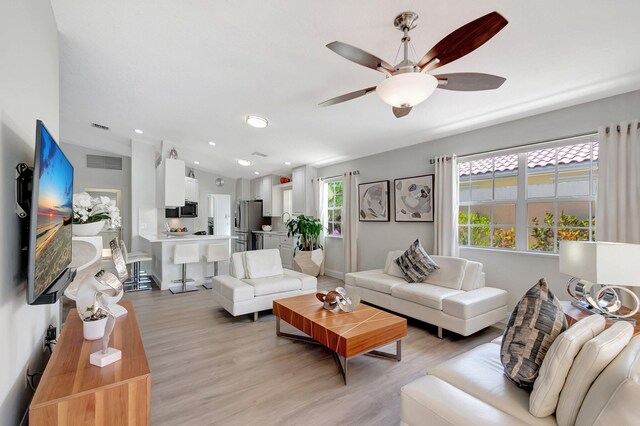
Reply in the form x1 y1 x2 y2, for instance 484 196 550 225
30 301 150 425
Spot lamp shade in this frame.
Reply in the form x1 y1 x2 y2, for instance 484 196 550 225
376 72 438 108
559 241 640 286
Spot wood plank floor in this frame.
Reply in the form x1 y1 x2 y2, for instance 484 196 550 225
123 276 502 426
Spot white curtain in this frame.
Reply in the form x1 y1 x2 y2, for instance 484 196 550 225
342 171 359 273
434 155 459 257
596 119 640 303
314 178 327 275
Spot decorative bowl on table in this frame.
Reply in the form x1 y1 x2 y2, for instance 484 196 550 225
262 225 272 231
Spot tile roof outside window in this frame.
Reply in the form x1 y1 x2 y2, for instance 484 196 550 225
459 142 598 176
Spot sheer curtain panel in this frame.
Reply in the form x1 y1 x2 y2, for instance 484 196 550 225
342 171 359 273
434 155 459 257
314 178 327 275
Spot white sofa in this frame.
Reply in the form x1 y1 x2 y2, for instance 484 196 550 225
212 249 317 320
345 251 508 338
401 334 640 425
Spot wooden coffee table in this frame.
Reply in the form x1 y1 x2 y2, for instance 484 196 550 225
273 294 407 384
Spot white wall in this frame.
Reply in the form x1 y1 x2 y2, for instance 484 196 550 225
0 0 60 423
131 140 157 251
61 142 132 246
316 89 640 308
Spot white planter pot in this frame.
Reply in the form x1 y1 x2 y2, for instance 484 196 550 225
83 316 108 340
73 220 105 236
293 248 324 277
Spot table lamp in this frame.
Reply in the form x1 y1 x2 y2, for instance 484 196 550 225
559 241 640 321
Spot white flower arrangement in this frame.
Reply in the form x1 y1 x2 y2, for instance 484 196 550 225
72 192 122 228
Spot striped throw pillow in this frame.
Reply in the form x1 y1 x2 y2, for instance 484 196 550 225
394 239 439 283
501 278 568 389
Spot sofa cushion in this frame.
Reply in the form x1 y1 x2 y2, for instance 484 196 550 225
429 342 557 425
529 315 606 418
576 335 640 426
394 239 439 283
244 249 284 279
391 283 463 311
383 250 405 278
215 275 254 302
230 252 246 279
556 321 634 426
401 375 533 426
243 275 301 297
460 260 483 291
282 269 317 291
424 256 467 290
344 269 382 287
442 287 508 319
355 274 406 295
501 278 568 389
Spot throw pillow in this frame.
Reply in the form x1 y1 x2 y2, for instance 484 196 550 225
556 321 634 426
501 278 567 389
529 315 606 417
394 239 439 283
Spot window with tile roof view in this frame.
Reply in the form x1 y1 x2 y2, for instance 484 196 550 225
458 134 598 253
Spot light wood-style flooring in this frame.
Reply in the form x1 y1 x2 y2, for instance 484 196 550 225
123 276 502 425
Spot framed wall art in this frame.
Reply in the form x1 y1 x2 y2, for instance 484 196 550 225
358 180 390 222
394 174 434 222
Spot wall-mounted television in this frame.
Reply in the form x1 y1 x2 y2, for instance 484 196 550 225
26 120 75 305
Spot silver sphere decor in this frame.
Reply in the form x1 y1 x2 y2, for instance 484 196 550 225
567 277 639 320
316 287 360 313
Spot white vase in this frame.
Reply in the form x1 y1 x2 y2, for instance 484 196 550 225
83 316 108 340
73 220 105 236
293 249 324 277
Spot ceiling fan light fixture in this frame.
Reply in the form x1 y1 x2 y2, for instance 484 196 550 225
237 159 252 167
376 73 438 108
246 115 269 128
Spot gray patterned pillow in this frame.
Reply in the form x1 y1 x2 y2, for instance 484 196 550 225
394 239 439 283
501 278 568 389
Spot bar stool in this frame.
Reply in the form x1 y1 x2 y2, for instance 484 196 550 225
171 244 200 294
202 242 230 290
120 240 153 292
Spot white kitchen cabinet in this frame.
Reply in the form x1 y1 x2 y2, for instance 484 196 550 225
164 159 186 207
261 233 297 268
251 177 262 200
236 178 251 201
263 234 280 250
259 175 282 217
185 177 199 202
291 165 317 217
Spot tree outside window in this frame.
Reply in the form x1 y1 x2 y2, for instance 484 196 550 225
326 180 343 236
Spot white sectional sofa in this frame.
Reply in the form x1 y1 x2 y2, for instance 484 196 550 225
345 250 508 337
401 335 640 425
212 249 317 320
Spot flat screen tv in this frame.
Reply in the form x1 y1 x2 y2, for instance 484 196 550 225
27 120 74 305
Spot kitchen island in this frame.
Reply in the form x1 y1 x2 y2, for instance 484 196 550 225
141 234 237 290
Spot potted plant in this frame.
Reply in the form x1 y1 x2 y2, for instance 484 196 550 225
81 305 108 340
72 192 122 236
286 215 324 276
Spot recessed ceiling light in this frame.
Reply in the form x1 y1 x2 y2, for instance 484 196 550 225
134 129 144 134
254 171 260 175
208 141 216 146
284 161 291 166
194 161 200 165
237 159 251 167
246 115 269 129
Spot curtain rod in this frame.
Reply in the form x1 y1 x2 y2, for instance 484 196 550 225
429 130 597 164
606 122 640 134
314 170 360 182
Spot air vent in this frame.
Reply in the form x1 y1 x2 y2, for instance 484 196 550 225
91 122 110 131
251 151 268 158
87 155 123 170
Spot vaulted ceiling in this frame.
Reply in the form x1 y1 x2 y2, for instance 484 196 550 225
52 1 640 178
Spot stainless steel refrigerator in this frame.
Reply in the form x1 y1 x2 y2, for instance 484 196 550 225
234 200 265 252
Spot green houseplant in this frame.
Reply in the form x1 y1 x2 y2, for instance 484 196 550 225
285 215 325 276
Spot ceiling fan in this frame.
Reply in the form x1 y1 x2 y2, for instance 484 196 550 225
320 11 508 118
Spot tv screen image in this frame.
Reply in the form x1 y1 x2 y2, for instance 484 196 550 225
28 121 74 303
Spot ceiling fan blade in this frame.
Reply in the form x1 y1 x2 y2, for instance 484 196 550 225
327 41 395 72
435 73 506 91
392 106 412 118
417 11 508 71
319 86 376 107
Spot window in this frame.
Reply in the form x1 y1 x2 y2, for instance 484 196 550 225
326 180 343 236
458 135 598 253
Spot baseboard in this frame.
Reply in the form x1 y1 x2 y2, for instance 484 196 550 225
324 269 344 281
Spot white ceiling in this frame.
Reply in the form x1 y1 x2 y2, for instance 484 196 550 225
52 1 640 179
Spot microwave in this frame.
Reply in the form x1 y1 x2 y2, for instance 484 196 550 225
165 201 198 218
